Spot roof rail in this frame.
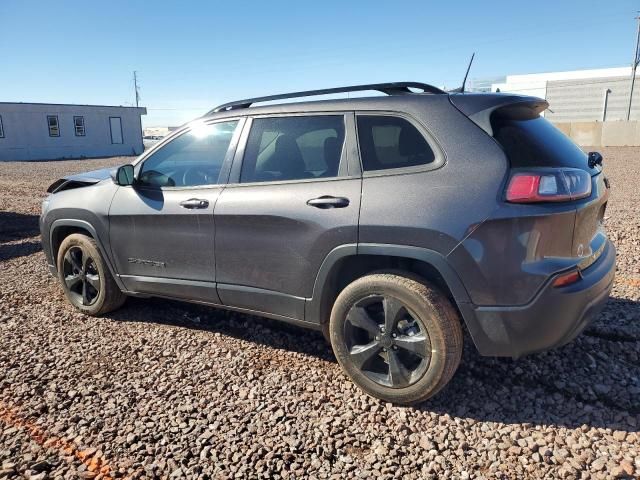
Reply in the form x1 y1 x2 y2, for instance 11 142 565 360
209 82 446 114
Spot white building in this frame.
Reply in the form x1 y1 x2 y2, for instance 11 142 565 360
0 102 147 161
490 67 630 97
479 67 638 122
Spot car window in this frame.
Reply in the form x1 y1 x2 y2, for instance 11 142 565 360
356 116 435 172
240 116 345 183
492 115 594 172
138 121 238 187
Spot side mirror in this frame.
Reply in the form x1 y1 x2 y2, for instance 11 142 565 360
588 151 603 169
112 164 135 186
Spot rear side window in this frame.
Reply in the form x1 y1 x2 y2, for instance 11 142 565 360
492 116 593 172
357 116 435 172
240 116 345 183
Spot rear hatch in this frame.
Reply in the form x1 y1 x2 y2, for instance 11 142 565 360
491 107 608 267
451 93 609 266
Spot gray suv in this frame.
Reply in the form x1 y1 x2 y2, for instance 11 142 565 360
40 82 615 404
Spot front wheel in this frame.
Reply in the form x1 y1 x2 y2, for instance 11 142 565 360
56 233 126 316
329 272 462 405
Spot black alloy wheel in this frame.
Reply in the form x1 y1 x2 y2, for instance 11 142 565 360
62 245 101 307
344 294 431 388
329 272 463 404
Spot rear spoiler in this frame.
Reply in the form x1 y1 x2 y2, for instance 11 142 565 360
449 93 548 136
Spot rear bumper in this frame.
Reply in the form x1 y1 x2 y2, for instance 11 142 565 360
468 239 616 358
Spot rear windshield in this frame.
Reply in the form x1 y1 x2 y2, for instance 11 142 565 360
492 115 594 172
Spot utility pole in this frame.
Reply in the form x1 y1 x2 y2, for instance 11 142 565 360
626 14 640 121
133 71 141 108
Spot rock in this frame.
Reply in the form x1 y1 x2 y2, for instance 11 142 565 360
77 472 97 479
620 460 634 476
0 148 638 480
593 384 611 395
591 457 606 471
612 431 626 442
373 444 388 456
419 436 435 450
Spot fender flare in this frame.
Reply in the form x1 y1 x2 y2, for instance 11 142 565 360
49 218 127 291
305 243 485 352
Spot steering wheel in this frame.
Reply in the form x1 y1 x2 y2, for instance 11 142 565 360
182 166 211 186
139 170 175 187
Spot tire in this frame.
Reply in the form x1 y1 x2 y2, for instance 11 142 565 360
56 233 126 316
329 272 462 405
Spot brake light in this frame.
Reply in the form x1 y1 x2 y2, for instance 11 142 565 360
506 168 592 203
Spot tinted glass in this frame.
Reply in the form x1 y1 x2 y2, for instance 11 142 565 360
138 121 238 187
240 116 345 183
492 116 594 173
357 116 435 172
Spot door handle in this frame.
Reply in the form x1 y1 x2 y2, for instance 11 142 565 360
306 196 350 209
180 198 209 209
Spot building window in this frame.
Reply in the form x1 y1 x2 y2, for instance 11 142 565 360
47 115 60 137
0 116 4 138
74 116 86 136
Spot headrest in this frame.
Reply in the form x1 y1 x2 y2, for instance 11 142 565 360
273 135 305 176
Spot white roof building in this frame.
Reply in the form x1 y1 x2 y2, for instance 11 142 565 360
0 102 147 161
471 67 638 122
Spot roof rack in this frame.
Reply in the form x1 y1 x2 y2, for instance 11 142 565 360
209 82 446 114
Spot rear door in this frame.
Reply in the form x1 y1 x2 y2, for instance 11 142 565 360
109 119 243 302
214 113 361 320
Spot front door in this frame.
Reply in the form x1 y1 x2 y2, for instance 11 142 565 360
214 113 361 320
109 119 242 302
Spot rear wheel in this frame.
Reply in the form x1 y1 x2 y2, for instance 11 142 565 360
57 233 126 315
329 272 462 405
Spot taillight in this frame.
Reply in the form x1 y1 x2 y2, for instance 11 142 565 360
506 168 592 203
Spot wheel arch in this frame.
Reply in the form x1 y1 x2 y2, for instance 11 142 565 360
306 243 481 349
50 219 126 291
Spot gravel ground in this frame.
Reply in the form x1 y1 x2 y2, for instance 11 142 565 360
0 150 638 479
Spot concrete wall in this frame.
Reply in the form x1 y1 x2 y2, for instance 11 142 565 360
553 121 640 147
0 103 147 161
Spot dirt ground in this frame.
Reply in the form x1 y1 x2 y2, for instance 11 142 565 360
0 149 638 479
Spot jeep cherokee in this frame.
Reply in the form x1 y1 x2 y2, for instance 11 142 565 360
40 82 615 404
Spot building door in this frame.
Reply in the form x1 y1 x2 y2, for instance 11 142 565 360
110 117 123 144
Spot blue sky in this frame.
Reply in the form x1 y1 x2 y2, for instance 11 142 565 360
1 0 638 126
